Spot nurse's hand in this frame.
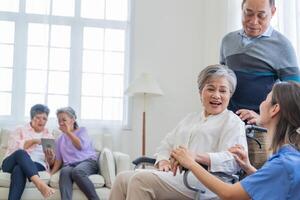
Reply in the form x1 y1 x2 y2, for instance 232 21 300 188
229 144 257 175
171 146 196 170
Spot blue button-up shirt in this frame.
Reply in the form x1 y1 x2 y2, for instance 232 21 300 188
239 26 274 46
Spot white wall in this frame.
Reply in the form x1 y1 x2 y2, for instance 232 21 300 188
112 0 243 161
0 0 243 163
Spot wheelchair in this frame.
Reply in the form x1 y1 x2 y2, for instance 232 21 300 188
132 125 267 199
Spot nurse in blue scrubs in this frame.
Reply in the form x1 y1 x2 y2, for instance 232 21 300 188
171 81 300 200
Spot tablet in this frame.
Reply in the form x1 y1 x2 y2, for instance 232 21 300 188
41 138 55 151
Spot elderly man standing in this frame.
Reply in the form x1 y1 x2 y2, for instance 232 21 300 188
220 0 300 124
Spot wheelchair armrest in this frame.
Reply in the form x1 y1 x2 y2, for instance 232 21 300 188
183 170 200 192
183 164 239 193
132 156 156 169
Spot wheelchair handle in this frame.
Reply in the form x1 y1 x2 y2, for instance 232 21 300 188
245 125 267 149
245 125 267 136
132 156 156 169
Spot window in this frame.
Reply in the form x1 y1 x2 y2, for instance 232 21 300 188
0 21 14 116
0 0 130 125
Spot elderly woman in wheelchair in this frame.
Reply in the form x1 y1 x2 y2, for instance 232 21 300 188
172 81 300 200
109 64 248 200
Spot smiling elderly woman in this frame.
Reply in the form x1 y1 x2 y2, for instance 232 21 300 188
1 104 55 200
109 64 248 200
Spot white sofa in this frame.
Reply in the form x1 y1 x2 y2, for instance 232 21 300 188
0 128 131 200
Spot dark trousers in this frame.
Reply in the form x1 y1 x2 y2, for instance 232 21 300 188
1 149 45 200
59 158 100 200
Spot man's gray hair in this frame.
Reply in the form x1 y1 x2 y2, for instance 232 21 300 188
197 64 237 96
242 0 275 8
30 104 50 119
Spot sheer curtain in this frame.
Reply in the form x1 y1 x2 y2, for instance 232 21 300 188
225 0 242 33
275 0 300 64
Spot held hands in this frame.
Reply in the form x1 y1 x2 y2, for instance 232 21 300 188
157 158 183 175
170 146 197 174
236 109 259 124
157 160 171 172
228 144 256 175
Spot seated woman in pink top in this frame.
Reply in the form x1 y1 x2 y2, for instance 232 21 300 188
51 106 99 200
1 104 55 200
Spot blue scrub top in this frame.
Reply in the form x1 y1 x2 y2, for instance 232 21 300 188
241 145 300 200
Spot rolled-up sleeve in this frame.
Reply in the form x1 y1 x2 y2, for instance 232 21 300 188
208 116 247 174
208 151 239 173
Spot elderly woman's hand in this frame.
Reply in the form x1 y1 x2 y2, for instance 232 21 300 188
45 148 55 167
171 146 197 171
24 139 41 149
236 109 259 124
170 157 183 176
228 144 256 175
59 121 73 135
157 160 171 172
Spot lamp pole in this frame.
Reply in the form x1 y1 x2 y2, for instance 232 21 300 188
124 73 163 156
142 93 146 156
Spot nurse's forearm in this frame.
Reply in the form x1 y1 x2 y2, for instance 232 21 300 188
189 162 250 200
195 153 210 166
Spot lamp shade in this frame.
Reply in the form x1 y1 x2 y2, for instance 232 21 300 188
125 73 164 96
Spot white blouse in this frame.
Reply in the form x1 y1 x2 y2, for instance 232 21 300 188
152 109 247 199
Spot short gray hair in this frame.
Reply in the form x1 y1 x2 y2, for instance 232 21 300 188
56 106 79 129
197 64 237 96
242 0 275 8
30 104 50 120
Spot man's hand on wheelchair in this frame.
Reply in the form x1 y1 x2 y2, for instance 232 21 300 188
236 109 259 124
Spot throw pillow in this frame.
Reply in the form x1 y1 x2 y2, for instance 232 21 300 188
99 148 116 188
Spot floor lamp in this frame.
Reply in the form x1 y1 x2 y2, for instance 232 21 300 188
125 73 164 156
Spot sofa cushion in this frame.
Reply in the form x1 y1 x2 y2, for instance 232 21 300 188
0 171 50 187
113 152 130 174
99 148 115 188
89 134 103 152
0 129 12 165
0 129 12 148
49 170 105 189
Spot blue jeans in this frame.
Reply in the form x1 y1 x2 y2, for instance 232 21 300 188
1 149 45 200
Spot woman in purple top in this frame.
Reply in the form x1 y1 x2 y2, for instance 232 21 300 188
51 107 99 200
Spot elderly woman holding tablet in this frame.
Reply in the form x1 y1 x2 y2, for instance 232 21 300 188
1 104 55 200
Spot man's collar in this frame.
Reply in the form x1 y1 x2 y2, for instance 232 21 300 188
262 26 273 37
239 26 273 39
